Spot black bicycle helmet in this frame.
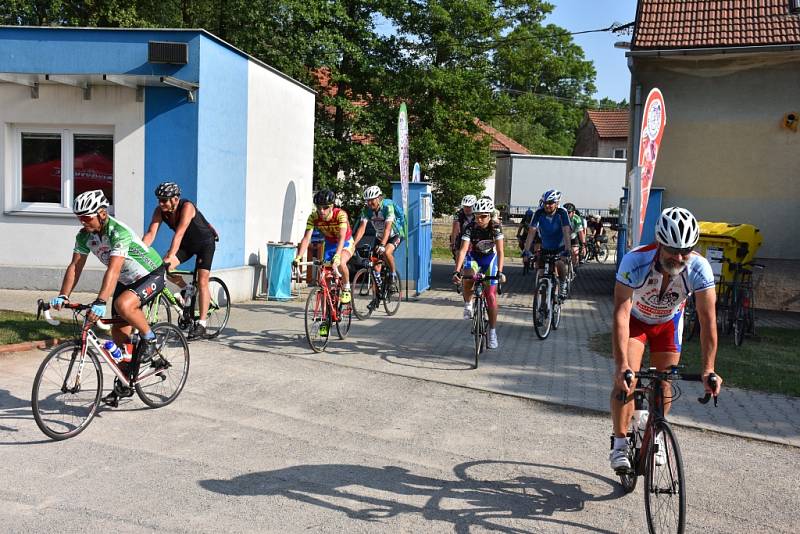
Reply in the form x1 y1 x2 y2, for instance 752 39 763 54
563 202 576 212
313 189 335 206
155 181 181 198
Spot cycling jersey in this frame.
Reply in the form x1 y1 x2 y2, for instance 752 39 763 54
306 207 352 244
160 199 216 248
461 221 504 258
569 213 584 240
74 216 163 286
616 243 715 325
453 208 474 240
360 199 403 239
530 207 571 250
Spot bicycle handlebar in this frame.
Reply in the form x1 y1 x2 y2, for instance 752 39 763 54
36 299 112 331
616 367 718 406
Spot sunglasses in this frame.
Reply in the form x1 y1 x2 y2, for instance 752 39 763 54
475 214 490 220
663 245 693 256
157 197 173 203
316 204 333 210
78 215 96 223
544 201 556 206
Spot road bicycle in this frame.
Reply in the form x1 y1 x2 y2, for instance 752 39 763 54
682 295 699 342
31 300 190 440
531 251 566 340
467 272 501 369
581 234 610 263
351 245 402 320
616 366 718 534
296 259 352 352
717 258 764 346
144 268 231 339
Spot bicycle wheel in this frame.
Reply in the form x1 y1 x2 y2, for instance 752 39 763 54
135 323 190 408
734 297 746 347
618 428 639 494
597 244 609 263
336 298 353 339
198 277 230 339
352 268 377 320
551 294 562 330
305 287 331 352
473 298 483 368
31 341 103 441
145 293 173 326
644 421 686 534
533 279 552 340
683 297 699 342
383 271 402 316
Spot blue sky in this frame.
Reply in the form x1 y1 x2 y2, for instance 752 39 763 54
545 0 639 102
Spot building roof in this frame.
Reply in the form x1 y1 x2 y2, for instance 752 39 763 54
632 0 800 50
474 120 531 155
586 109 629 139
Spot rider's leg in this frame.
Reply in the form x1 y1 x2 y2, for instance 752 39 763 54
196 268 211 324
610 337 646 438
485 285 498 327
384 242 397 275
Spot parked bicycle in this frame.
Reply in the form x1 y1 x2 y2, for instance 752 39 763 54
351 245 402 320
144 268 231 340
717 258 764 346
616 366 718 534
32 300 190 440
295 259 352 352
467 272 501 369
531 251 565 340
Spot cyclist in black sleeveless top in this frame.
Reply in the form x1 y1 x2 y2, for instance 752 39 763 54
143 181 218 339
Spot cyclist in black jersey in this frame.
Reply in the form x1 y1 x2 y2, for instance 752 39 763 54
450 195 477 259
143 181 218 339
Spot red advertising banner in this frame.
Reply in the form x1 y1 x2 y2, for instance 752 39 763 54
637 88 666 237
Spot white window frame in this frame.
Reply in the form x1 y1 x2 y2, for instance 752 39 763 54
613 148 627 159
7 124 114 216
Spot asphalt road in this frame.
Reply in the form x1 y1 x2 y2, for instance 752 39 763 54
1 339 797 533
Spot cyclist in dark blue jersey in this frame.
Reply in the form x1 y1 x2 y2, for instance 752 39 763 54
522 189 572 299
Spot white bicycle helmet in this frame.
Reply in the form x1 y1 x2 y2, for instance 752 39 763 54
473 198 494 214
363 186 382 201
655 207 699 248
541 189 561 203
73 190 109 215
461 194 477 208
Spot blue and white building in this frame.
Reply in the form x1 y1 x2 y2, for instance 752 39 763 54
0 26 315 300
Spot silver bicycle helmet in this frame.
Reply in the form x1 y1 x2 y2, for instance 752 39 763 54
473 198 494 214
461 195 477 208
73 190 109 215
655 207 700 248
363 186 382 201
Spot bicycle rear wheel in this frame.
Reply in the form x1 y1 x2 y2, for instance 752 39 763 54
135 323 190 408
644 421 686 534
31 341 103 441
683 296 699 342
533 279 552 339
597 244 609 263
199 277 230 338
383 271 401 316
305 287 331 352
145 293 173 326
473 298 483 368
352 268 377 320
336 298 353 339
734 295 747 347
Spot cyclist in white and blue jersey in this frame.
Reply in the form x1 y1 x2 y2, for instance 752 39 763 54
522 189 573 299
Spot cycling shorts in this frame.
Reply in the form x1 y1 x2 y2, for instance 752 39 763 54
536 248 566 269
629 312 683 353
323 238 355 262
177 240 216 271
383 234 403 250
466 253 499 286
113 265 167 313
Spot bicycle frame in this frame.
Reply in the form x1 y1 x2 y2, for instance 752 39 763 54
149 269 223 324
312 261 342 323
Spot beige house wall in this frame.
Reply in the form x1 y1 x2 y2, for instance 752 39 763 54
630 52 800 310
598 138 627 159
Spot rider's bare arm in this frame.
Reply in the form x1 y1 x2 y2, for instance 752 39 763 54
165 202 196 259
98 255 125 303
141 207 162 246
524 227 538 252
295 229 313 259
352 220 367 245
694 287 721 392
58 253 88 298
612 282 635 394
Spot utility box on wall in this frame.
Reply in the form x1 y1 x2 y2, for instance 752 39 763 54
391 181 432 295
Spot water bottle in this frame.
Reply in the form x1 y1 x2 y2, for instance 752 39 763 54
173 290 185 306
635 409 649 431
103 340 123 363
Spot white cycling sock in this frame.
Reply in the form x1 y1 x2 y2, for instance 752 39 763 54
614 436 628 449
344 283 351 290
198 320 207 327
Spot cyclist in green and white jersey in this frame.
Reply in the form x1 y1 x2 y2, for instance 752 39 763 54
563 203 586 269
352 186 405 278
50 190 167 405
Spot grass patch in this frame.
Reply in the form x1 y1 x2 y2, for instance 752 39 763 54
0 309 76 346
589 328 800 397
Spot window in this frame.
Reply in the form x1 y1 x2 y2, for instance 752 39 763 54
10 126 114 214
613 148 627 159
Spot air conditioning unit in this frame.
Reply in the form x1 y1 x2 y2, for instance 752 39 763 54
148 41 189 64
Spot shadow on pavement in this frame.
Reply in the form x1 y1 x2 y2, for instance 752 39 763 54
200 459 621 533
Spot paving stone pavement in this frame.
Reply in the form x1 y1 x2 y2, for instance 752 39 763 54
2 258 799 448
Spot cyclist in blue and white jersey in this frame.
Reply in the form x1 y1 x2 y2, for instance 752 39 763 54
609 207 722 472
352 186 405 279
522 189 572 299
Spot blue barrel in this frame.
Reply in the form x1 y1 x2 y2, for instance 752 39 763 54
267 243 295 300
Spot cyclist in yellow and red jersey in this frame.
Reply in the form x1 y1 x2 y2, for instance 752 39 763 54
295 189 355 303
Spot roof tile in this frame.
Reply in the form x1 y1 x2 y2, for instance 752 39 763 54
586 109 630 139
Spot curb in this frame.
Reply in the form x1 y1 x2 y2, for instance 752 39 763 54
0 338 63 354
